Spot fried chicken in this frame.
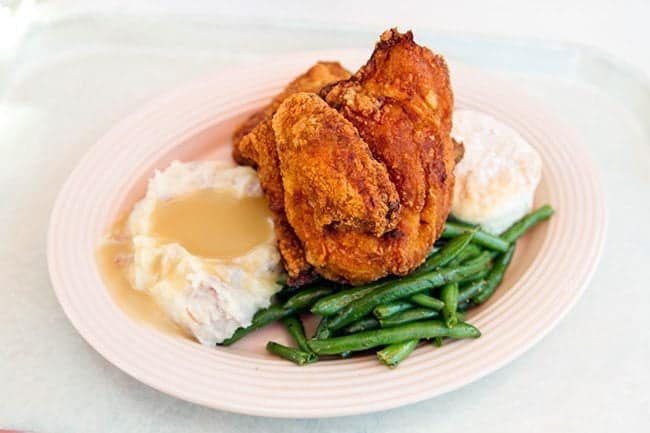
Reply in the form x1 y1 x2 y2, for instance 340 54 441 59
233 61 351 165
315 29 456 283
233 29 457 285
274 93 400 237
232 61 351 285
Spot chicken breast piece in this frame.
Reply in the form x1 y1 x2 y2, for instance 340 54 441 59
233 30 457 285
232 61 351 285
273 92 400 254
233 61 351 166
311 29 456 283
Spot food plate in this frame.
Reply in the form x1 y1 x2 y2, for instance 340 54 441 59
47 49 606 417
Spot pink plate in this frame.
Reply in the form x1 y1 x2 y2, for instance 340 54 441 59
47 50 606 418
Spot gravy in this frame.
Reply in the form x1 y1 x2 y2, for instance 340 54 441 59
96 189 273 338
150 189 272 259
96 237 188 338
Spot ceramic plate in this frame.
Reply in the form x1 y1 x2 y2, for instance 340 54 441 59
47 50 606 418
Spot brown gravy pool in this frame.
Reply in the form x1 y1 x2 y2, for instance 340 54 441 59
150 189 272 259
96 189 273 338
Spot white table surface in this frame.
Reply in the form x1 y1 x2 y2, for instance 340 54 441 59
1 3 649 432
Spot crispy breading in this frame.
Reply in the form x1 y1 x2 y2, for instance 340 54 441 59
273 92 399 237
302 29 456 283
233 30 457 285
233 61 351 167
232 61 351 285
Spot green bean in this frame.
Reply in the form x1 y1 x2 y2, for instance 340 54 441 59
284 286 335 311
442 221 510 252
458 268 491 284
327 252 493 330
340 317 381 334
266 341 318 365
223 284 335 346
447 243 483 267
426 246 441 259
379 308 439 327
309 320 481 355
310 282 384 316
458 280 488 303
313 316 332 340
377 340 419 368
457 301 472 312
441 221 467 237
440 283 459 328
430 312 467 346
500 204 555 243
277 285 301 300
282 315 312 353
410 293 445 310
419 232 475 271
373 301 415 319
462 250 495 266
221 304 290 346
473 245 516 305
413 235 471 277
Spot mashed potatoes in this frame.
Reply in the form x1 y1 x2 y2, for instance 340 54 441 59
451 109 542 234
119 160 281 345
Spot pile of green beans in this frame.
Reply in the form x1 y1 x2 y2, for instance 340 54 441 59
219 205 554 368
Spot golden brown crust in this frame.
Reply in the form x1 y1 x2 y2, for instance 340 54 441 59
273 93 400 277
232 61 351 285
231 30 457 285
310 28 456 283
232 110 266 166
233 61 351 166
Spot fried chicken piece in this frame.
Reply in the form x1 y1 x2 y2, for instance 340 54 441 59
274 93 400 237
273 93 403 282
233 61 351 166
231 110 266 166
274 29 455 284
233 30 457 285
232 62 351 285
